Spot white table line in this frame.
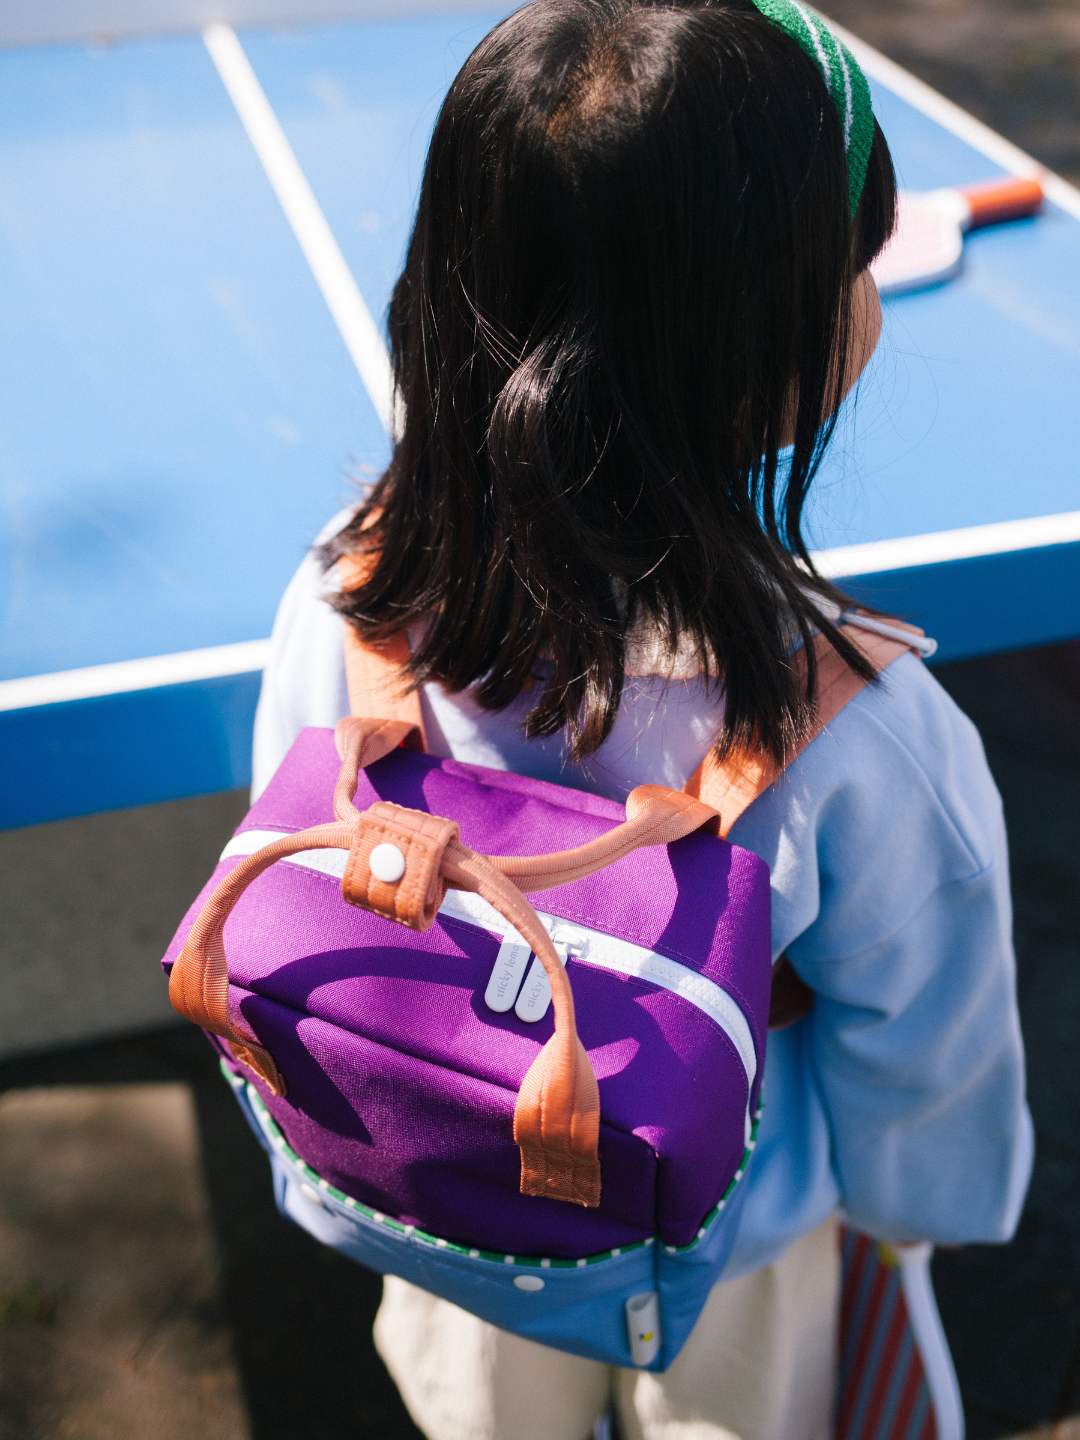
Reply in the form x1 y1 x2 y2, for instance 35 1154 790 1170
0 640 272 712
812 510 1080 578
203 22 399 437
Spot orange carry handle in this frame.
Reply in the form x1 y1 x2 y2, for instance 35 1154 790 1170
171 716 721 1209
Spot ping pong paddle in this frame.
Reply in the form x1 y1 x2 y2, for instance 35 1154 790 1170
870 176 1044 296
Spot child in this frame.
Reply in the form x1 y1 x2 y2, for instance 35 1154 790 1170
253 2 1032 1437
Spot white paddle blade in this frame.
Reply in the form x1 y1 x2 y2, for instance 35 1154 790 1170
871 177 1044 298
870 191 967 297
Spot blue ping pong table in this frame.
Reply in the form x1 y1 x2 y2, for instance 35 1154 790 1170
1 8 1078 831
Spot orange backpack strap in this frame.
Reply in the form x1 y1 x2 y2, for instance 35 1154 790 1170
682 615 929 1031
684 619 927 836
335 556 926 821
337 551 427 748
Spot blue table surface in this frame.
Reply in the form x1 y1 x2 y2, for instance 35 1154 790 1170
1 9 1078 826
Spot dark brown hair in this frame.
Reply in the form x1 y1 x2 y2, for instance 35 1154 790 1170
325 0 896 765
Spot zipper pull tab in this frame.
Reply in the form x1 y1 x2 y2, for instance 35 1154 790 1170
484 931 533 1013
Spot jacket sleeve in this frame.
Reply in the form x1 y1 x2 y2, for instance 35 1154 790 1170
730 652 1033 1244
804 858 1032 1242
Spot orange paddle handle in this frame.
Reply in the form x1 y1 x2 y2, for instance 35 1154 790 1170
959 176 1043 230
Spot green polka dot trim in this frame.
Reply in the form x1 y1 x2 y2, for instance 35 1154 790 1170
221 1060 762 1267
749 0 874 217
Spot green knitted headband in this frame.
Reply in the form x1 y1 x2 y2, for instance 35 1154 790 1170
749 0 875 217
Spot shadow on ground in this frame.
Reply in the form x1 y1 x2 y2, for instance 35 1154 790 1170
0 1078 246 1440
0 1028 422 1440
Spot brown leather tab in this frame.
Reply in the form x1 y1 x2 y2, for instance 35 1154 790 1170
227 1040 286 1091
513 1029 603 1208
341 803 460 931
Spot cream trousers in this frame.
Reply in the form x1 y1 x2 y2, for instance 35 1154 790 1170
374 1215 839 1440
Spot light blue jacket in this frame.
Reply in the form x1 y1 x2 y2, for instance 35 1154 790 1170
253 537 1033 1278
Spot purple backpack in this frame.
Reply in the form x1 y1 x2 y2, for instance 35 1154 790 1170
163 616 935 1377
164 712 771 1369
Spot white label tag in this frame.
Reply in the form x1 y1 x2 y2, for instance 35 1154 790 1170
626 1291 661 1367
484 934 533 1013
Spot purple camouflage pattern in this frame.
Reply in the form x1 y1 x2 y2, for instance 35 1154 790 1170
162 728 772 1255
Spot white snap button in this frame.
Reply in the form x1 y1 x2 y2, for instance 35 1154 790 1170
299 1182 323 1206
369 842 406 883
513 1274 545 1292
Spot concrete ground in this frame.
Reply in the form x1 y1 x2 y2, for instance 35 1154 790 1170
0 1081 247 1440
2 2 1079 1436
825 0 1080 187
0 1030 422 1440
